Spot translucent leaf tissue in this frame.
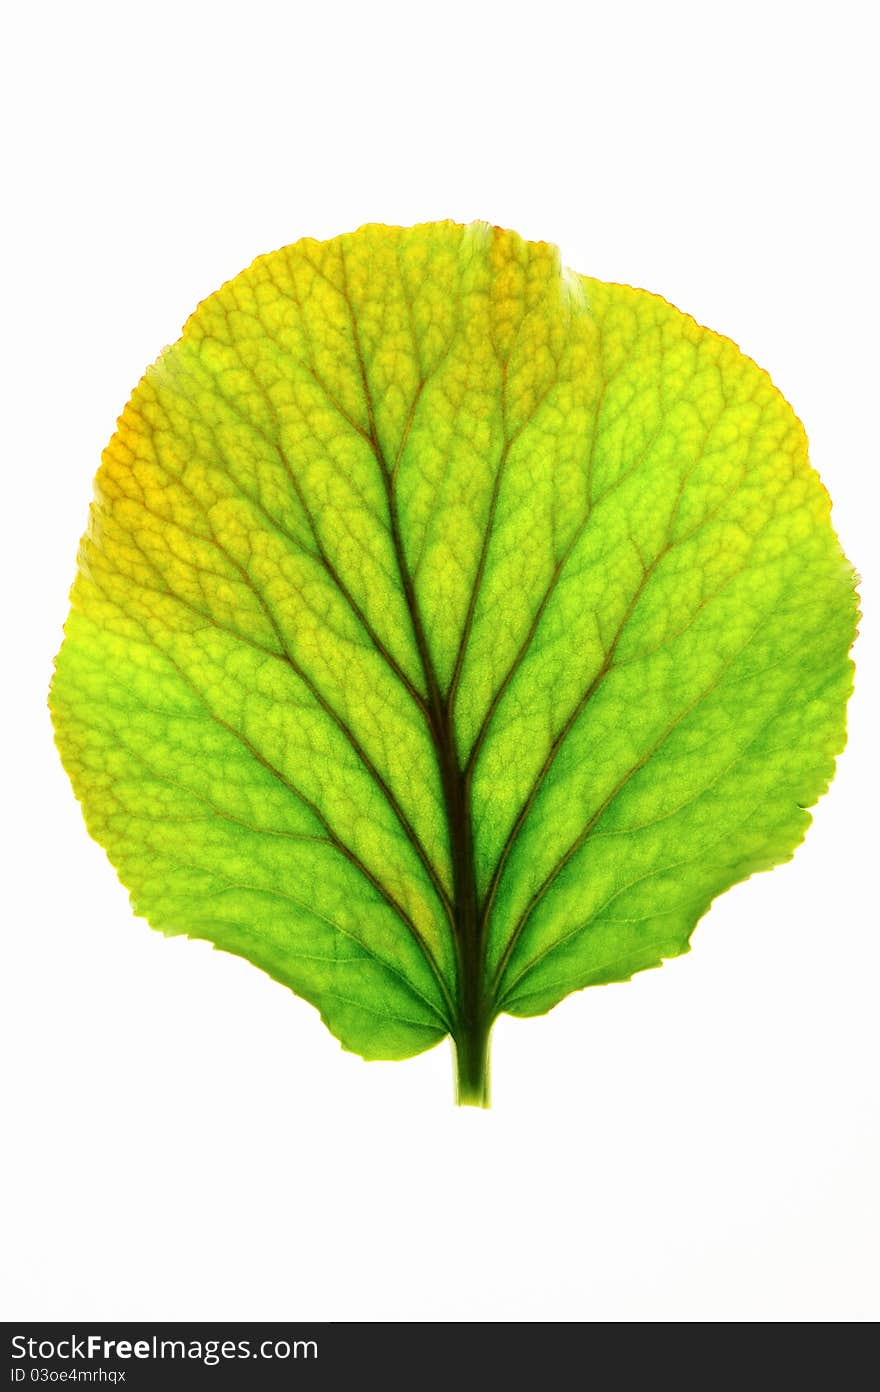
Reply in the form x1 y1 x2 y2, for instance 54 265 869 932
51 222 857 1106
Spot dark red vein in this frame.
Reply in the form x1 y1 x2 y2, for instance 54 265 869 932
493 618 830 1005
477 406 728 941
88 567 457 1025
477 543 665 940
100 522 457 1024
489 670 726 1003
136 410 456 931
189 335 429 717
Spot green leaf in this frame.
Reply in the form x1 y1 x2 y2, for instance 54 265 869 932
51 221 857 1105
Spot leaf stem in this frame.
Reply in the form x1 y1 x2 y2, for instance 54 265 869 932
453 1014 493 1108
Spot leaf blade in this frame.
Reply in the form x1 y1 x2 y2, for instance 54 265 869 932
51 223 857 1083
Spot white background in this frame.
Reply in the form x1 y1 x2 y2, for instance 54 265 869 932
3 0 877 1323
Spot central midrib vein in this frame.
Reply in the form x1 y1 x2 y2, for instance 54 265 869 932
385 455 481 1043
339 253 483 1045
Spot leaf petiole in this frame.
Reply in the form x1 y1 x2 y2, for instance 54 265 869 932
453 1017 493 1108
